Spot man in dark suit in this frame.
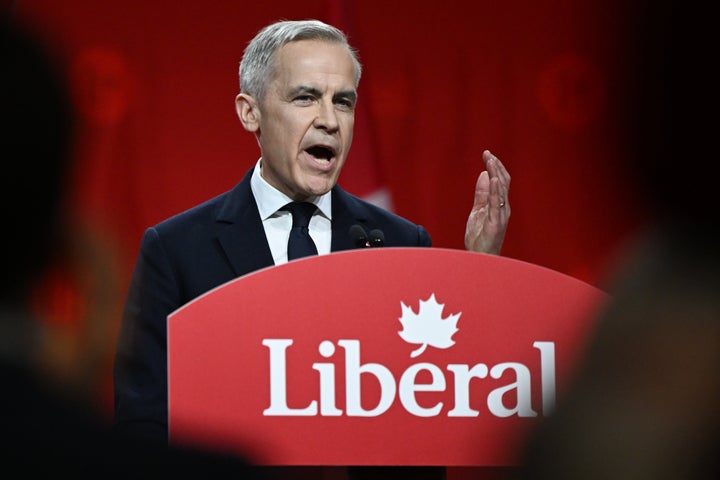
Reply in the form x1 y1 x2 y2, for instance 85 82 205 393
113 19 511 477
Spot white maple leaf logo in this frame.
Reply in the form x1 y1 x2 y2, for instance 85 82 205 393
397 293 461 358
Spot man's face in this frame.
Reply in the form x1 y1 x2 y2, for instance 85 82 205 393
249 40 357 200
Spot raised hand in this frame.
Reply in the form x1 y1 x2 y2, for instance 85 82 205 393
464 150 511 255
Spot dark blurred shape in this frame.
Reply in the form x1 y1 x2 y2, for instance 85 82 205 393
348 466 447 480
623 0 718 228
514 228 720 480
0 13 258 477
513 1 720 479
1 12 73 307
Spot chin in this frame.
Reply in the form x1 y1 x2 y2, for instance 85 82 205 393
302 177 337 197
306 185 333 197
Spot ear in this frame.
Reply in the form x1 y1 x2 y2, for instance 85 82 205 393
235 93 260 132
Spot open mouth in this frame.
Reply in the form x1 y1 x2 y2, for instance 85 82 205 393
305 145 336 164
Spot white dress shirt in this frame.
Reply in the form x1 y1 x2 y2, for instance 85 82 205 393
250 159 332 265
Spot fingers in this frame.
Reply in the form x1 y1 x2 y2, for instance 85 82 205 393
483 150 511 187
482 150 510 215
488 176 503 223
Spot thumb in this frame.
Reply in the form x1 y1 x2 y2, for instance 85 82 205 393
473 171 490 210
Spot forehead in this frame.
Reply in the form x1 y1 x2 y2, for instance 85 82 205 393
271 39 356 87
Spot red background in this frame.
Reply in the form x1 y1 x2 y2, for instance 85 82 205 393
10 0 651 446
13 0 650 279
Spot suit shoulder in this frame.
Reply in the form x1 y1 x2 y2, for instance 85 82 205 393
150 190 231 235
334 186 432 247
337 188 417 227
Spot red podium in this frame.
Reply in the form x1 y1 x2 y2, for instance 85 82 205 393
168 248 606 466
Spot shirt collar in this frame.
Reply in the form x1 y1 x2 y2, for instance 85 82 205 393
250 158 332 220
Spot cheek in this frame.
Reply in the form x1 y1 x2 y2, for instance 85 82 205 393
262 125 298 156
343 118 355 142
263 107 301 134
282 118 312 147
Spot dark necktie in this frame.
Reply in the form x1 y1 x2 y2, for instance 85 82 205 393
285 201 318 261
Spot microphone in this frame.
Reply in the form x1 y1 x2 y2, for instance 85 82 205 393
349 224 370 248
368 229 385 248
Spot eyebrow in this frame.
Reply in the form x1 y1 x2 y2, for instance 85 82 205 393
288 85 321 98
288 85 357 104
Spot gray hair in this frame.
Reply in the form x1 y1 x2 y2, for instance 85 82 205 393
239 19 362 101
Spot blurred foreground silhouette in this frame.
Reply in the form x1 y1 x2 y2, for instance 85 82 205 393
1 13 259 477
512 1 720 479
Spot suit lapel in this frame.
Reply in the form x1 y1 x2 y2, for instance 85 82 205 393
216 168 275 277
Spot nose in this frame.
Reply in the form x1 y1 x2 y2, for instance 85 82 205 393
313 100 339 132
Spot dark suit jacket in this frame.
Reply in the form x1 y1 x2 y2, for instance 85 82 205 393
113 166 431 443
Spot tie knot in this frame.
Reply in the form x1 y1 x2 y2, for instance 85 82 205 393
285 201 316 229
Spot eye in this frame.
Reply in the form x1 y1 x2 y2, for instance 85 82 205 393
335 97 355 110
293 94 315 105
